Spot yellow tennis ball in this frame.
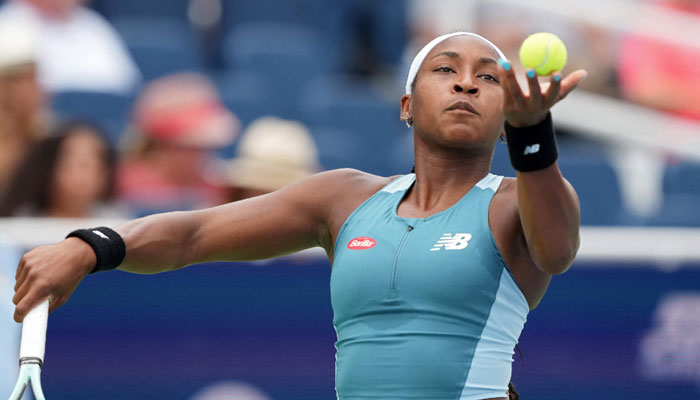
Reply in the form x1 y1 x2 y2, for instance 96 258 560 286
519 32 567 76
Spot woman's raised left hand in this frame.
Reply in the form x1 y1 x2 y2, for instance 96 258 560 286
497 59 588 128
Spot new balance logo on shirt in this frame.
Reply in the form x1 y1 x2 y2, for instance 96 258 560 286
430 233 472 251
523 144 540 155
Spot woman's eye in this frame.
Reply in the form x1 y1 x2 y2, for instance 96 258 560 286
480 74 499 83
434 66 454 73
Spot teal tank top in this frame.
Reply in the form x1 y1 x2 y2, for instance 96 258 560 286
330 173 529 400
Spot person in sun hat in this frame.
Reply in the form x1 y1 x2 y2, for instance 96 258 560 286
117 72 239 215
222 116 321 202
0 18 50 195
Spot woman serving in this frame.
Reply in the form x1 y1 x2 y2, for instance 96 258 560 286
12 32 586 400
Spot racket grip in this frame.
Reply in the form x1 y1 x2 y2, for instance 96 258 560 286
19 299 49 365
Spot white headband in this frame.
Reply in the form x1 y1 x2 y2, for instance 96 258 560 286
405 32 506 94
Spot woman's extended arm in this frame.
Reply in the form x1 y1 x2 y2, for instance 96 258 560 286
12 169 352 322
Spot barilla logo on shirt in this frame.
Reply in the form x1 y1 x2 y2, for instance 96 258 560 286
347 237 377 250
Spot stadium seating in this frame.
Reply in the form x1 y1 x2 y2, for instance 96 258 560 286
558 155 628 226
222 23 333 118
112 17 203 81
51 91 134 146
649 162 700 226
299 76 405 177
92 0 190 21
220 0 324 28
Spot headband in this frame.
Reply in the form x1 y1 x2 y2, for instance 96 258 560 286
405 32 506 94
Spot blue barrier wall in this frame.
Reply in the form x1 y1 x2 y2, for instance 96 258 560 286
38 257 700 400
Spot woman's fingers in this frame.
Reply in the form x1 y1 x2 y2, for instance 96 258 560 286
543 72 562 108
558 69 588 101
14 257 27 292
498 59 526 108
14 288 49 323
525 69 543 104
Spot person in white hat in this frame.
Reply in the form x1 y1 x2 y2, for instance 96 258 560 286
0 18 49 195
223 117 320 202
13 32 587 400
0 0 140 94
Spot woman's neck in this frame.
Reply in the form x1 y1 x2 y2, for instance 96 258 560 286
400 148 492 217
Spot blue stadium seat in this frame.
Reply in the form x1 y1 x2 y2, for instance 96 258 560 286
490 142 516 177
220 0 323 28
214 70 270 123
388 132 415 176
311 126 405 177
648 195 700 227
113 17 202 81
649 161 700 226
300 76 404 177
662 161 700 195
298 75 401 132
92 0 190 21
222 24 332 118
558 155 627 226
212 70 272 158
321 0 407 72
51 91 133 145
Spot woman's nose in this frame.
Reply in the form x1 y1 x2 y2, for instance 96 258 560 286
453 76 479 95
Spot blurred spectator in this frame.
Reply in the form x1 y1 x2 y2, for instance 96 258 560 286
0 18 50 195
403 2 618 96
118 73 238 214
221 116 320 202
617 0 700 120
189 380 273 400
0 237 22 399
324 0 407 78
0 0 140 94
473 2 617 97
0 121 118 217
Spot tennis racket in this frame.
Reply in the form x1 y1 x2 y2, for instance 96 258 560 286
8 299 49 400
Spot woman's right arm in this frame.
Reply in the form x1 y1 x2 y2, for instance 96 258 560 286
12 169 357 322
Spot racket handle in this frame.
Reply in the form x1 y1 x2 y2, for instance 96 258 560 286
19 300 49 365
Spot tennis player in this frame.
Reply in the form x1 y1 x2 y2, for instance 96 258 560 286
13 32 585 400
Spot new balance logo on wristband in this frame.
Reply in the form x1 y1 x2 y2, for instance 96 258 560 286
93 230 110 240
523 144 540 155
430 233 472 251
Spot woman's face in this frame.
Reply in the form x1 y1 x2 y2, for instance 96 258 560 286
402 35 505 151
52 128 110 211
0 65 44 122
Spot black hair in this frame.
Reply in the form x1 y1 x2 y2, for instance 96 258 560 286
508 381 520 400
0 120 116 216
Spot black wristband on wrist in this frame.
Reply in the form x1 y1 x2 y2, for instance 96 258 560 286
66 227 126 273
505 112 558 172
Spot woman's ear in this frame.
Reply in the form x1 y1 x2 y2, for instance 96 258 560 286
400 94 412 127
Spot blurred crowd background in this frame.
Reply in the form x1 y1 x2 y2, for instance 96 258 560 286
1 0 700 399
0 0 698 225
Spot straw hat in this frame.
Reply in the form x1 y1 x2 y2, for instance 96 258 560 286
133 73 238 149
225 117 320 192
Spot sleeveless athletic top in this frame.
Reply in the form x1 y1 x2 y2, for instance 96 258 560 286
330 173 529 400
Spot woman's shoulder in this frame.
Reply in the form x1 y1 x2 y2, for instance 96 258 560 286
303 168 398 197
494 176 517 197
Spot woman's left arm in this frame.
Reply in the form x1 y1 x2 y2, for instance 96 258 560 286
498 61 588 274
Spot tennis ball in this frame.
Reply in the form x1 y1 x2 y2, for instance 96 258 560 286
519 32 567 76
